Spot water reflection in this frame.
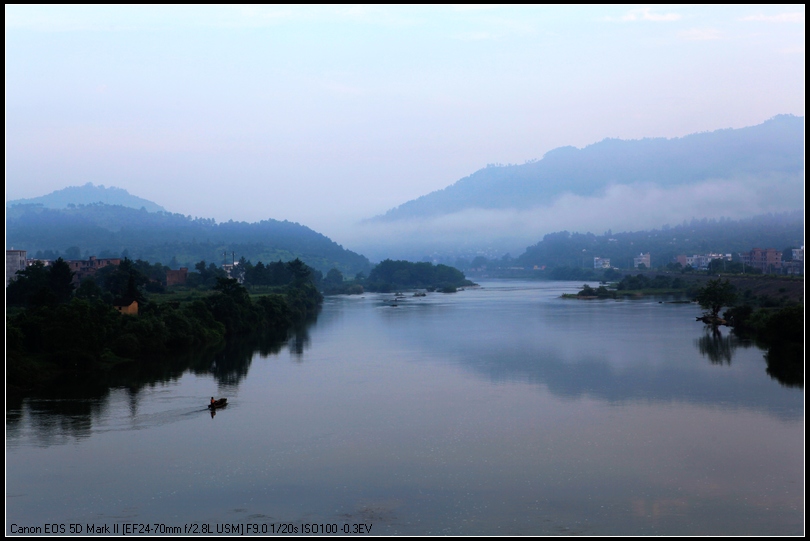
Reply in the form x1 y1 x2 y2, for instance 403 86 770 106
765 341 805 388
695 329 746 365
7 320 317 444
288 321 313 359
692 326 804 389
354 289 801 420
6 283 804 535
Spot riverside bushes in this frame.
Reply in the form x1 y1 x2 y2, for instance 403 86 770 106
7 258 323 393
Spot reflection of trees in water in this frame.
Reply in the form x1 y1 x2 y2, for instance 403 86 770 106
695 330 745 365
765 341 804 388
696 327 803 388
288 322 312 359
6 316 319 444
17 398 109 447
192 330 289 387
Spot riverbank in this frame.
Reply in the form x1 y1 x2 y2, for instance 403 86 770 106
6 279 322 403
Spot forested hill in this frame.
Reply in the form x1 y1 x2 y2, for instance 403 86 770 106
372 114 804 221
6 203 371 275
515 212 804 269
7 183 166 213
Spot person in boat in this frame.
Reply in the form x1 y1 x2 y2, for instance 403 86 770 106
210 397 215 405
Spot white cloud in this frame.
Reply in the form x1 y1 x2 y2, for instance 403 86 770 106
739 12 804 23
345 175 803 260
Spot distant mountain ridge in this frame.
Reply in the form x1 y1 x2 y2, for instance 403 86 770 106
7 183 166 213
372 115 804 222
6 203 371 275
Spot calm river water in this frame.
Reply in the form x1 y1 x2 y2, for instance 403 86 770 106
6 281 804 535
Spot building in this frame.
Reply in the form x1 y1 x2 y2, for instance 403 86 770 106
676 253 731 270
222 262 243 283
166 267 189 286
783 246 804 275
739 248 782 274
114 300 139 315
633 253 651 269
593 257 611 269
66 256 122 283
6 249 27 286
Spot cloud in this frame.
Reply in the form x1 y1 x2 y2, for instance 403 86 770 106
608 8 681 23
739 12 804 23
678 28 722 41
344 175 803 260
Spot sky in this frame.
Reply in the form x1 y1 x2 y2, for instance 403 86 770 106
5 5 805 251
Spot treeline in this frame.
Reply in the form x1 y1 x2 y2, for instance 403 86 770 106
449 212 803 273
363 259 475 293
723 303 803 386
6 202 372 275
574 274 694 299
7 257 323 395
515 212 803 270
311 259 475 295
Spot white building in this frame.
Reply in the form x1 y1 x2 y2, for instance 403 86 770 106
593 257 611 269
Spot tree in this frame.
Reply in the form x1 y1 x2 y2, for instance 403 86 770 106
324 268 344 287
6 261 50 306
48 258 75 304
696 278 737 320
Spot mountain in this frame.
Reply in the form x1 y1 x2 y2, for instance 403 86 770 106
372 115 804 222
6 203 371 276
514 211 804 270
7 183 166 213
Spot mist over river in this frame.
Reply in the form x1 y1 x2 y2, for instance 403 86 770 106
6 281 803 535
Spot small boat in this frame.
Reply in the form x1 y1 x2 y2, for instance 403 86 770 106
208 398 228 409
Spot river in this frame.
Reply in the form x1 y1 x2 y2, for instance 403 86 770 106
6 280 804 535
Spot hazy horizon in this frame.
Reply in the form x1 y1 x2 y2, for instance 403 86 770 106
6 5 805 256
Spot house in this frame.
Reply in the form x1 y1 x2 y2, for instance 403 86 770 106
676 253 731 270
633 253 651 269
166 267 188 286
739 248 782 274
66 256 122 284
114 300 139 316
593 257 611 269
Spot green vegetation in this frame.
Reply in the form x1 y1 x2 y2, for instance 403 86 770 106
6 202 371 275
616 274 690 294
695 279 737 321
364 259 475 293
566 274 694 299
686 279 804 387
573 284 614 298
515 212 802 271
7 257 323 397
